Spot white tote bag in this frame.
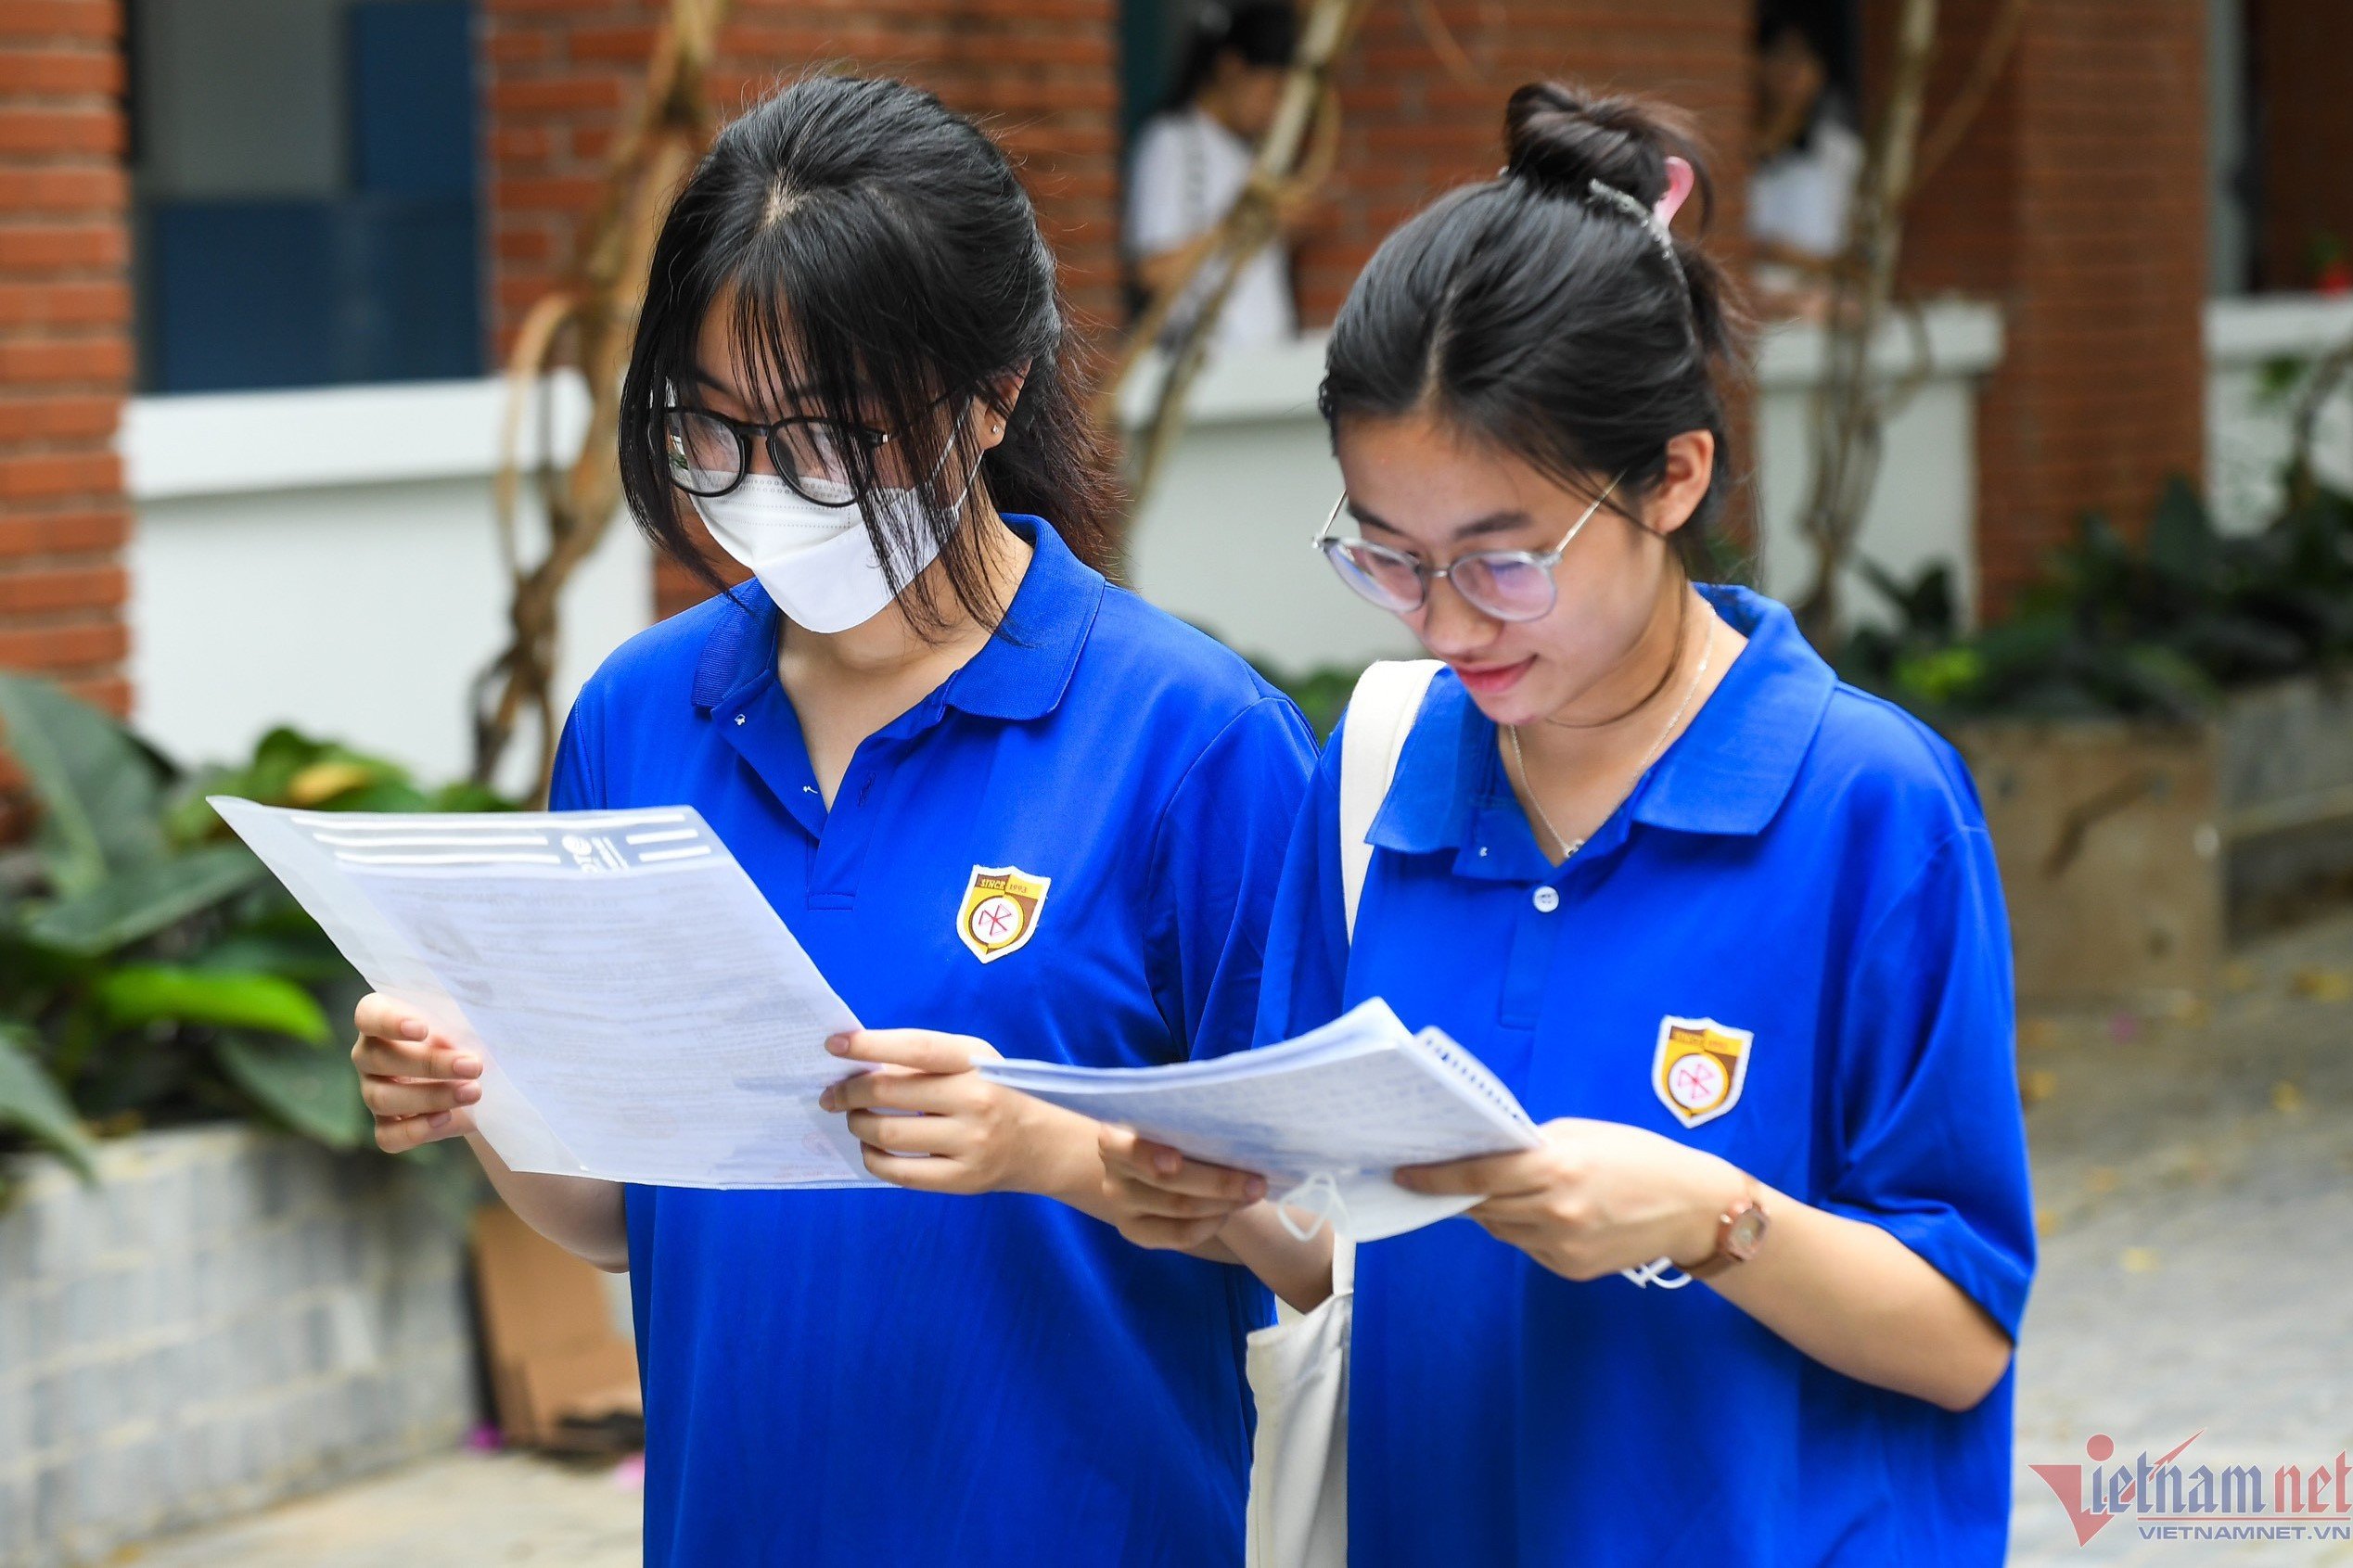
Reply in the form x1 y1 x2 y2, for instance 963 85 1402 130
1244 659 1442 1568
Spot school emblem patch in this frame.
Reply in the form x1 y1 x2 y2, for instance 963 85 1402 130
1651 1017 1754 1128
957 865 1052 963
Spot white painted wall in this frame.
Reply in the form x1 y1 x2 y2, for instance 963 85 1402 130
2206 295 2353 534
122 376 654 796
1119 335 1407 671
114 295 2353 780
1121 300 2004 669
1751 304 2001 626
119 296 2353 780
120 308 2008 783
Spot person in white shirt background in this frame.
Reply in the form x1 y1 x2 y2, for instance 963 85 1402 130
1747 8 1863 320
1124 1 1303 353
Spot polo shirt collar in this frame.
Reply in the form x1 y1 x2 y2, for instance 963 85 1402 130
1631 585 1836 835
1367 585 1837 860
689 515 1105 723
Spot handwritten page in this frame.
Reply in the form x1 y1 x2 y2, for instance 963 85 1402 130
212 799 877 1190
980 1001 1542 1240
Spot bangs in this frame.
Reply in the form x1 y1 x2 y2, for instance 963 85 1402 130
614 74 1119 631
671 191 1009 631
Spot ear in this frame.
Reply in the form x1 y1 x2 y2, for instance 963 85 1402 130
976 365 1031 453
1644 431 1716 538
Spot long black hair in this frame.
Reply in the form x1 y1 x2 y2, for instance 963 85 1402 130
1319 83 1747 570
618 73 1119 631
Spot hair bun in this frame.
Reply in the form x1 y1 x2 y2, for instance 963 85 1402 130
1501 83 1706 213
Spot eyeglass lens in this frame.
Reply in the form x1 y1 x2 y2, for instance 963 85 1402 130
1324 540 1560 622
661 410 871 501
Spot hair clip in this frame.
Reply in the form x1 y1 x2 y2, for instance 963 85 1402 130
1653 155 1694 232
1584 177 1690 301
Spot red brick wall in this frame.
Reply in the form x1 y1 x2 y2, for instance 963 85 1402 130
1297 0 1754 326
486 0 1123 351
0 0 131 715
2247 0 2353 291
1886 0 2208 616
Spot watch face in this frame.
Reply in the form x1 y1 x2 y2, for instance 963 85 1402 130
1727 1205 1768 1258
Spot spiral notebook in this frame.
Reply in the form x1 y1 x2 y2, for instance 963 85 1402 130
978 999 1542 1240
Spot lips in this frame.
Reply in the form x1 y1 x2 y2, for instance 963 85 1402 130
1450 657 1533 697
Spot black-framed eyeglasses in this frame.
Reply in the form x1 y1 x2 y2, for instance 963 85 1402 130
660 407 898 507
1310 474 1623 622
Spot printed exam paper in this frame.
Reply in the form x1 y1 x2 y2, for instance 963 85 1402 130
213 799 878 1189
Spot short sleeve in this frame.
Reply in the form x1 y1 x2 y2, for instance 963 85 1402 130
1821 825 2036 1338
1251 728 1351 1048
546 695 602 812
1125 116 1196 260
1145 697 1318 1061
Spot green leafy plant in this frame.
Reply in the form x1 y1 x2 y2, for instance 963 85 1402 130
1840 472 2353 723
0 676 509 1197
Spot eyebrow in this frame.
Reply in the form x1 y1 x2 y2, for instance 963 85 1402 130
1350 503 1538 543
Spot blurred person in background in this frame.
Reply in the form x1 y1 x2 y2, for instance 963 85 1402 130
347 73 1318 1567
1748 8 1863 319
1125 0 1304 352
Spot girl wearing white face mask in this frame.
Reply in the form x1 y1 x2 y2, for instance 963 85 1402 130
344 75 1317 1566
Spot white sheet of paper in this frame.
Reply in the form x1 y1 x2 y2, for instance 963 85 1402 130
212 798 878 1190
979 1000 1543 1240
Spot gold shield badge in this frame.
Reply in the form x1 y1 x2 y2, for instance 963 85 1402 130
957 865 1052 963
1651 1016 1754 1129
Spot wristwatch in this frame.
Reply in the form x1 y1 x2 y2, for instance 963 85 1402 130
1682 1190 1769 1281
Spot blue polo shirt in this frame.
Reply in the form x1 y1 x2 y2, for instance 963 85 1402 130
549 517 1315 1566
1256 587 2035 1566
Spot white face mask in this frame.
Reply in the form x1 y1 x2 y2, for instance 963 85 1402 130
690 463 970 634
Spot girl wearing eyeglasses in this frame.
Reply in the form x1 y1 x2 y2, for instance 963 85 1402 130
346 76 1317 1565
1102 84 2035 1564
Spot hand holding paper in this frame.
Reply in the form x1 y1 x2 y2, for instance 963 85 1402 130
980 1000 1544 1241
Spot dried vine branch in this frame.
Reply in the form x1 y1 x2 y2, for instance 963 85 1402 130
2285 334 2353 513
1791 0 1937 648
1911 0 2027 191
469 0 732 799
1794 0 2032 646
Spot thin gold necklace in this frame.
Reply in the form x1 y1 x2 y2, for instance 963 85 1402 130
1508 611 1717 860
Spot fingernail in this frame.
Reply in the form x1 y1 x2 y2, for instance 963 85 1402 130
427 1112 453 1129
401 1019 428 1040
453 1056 482 1078
455 1083 481 1105
817 1090 837 1112
1154 1151 1179 1176
1245 1178 1267 1201
825 1034 850 1055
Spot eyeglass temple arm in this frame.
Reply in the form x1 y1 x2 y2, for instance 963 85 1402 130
1311 492 1349 550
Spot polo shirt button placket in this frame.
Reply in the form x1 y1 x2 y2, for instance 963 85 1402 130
1531 885 1560 913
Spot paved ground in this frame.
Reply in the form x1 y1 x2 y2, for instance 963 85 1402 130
2007 911 2353 1564
126 912 2353 1566
120 1452 641 1567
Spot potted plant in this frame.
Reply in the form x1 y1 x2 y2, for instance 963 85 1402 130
1841 472 2353 1004
0 677 501 1563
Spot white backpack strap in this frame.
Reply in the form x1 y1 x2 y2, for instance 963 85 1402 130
1336 659 1443 940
